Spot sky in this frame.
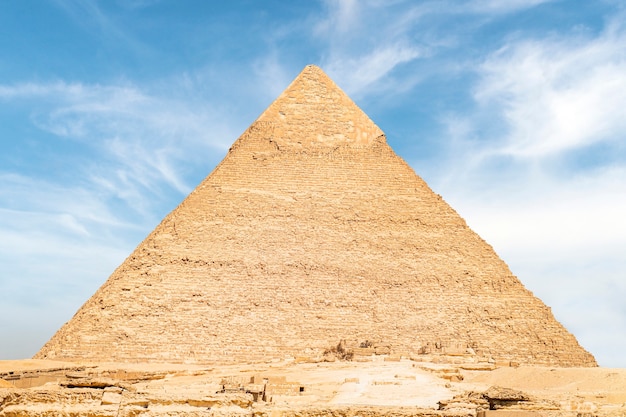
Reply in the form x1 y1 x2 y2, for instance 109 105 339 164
0 0 624 367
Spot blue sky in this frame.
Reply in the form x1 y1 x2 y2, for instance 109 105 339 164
1 0 624 367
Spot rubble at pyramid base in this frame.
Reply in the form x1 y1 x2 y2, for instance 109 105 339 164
1 358 625 417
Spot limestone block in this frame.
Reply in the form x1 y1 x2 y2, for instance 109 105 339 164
101 389 122 405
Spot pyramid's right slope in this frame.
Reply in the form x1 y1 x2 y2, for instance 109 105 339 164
37 65 596 366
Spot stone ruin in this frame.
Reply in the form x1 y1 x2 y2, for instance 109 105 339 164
36 65 596 367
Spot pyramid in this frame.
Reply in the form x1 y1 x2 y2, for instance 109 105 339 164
36 65 596 367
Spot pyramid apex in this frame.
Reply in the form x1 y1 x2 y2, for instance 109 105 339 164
251 65 385 149
300 64 325 74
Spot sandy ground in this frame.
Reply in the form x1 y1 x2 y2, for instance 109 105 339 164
1 358 625 415
462 365 626 404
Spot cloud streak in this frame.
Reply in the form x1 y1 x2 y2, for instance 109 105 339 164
314 1 426 96
474 19 626 159
312 0 559 99
464 0 557 14
325 43 422 95
51 0 147 54
0 80 236 208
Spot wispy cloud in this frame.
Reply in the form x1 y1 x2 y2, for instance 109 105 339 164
325 43 422 94
0 80 235 210
117 0 162 10
0 173 134 232
314 0 426 95
314 0 361 35
464 0 556 14
252 53 295 100
51 0 146 53
312 0 557 97
474 18 626 159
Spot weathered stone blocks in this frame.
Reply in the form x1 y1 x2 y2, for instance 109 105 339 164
36 65 596 367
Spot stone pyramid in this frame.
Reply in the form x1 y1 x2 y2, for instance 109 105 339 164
36 65 596 367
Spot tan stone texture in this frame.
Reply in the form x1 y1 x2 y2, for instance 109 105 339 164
35 65 596 367
2 359 625 417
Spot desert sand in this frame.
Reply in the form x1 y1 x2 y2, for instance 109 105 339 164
1 357 625 416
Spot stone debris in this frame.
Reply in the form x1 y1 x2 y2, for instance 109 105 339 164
0 365 87 389
59 377 135 391
417 364 466 382
439 386 560 417
1 360 625 417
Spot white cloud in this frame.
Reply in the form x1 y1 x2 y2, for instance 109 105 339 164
0 173 134 232
0 80 236 211
314 1 425 96
312 0 558 98
449 167 626 261
325 44 422 95
252 54 294 100
315 0 361 35
474 21 626 158
52 0 147 53
464 0 556 14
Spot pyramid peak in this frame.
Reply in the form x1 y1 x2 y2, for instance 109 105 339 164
296 64 341 85
249 65 384 150
303 63 323 71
